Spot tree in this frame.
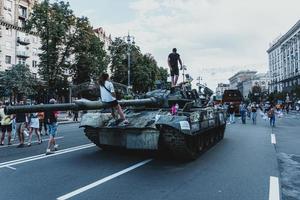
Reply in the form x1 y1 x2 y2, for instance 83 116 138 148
108 38 168 93
71 17 108 85
26 0 76 96
1 64 38 102
248 85 262 103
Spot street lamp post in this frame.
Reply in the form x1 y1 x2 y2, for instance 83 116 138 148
123 33 135 93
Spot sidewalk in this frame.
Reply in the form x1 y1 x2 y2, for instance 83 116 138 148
57 112 80 124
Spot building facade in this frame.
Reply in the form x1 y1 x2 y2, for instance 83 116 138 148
267 20 300 93
0 0 40 76
238 73 269 99
228 70 257 89
93 27 112 51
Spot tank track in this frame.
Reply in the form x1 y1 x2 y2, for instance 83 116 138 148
161 125 225 160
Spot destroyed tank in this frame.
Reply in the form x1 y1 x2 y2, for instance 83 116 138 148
5 83 226 160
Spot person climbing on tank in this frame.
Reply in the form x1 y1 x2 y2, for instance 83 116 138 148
168 48 183 87
98 73 129 125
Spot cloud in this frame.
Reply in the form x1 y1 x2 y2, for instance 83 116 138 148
99 0 300 90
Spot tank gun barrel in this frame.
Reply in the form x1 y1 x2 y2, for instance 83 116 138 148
5 97 159 115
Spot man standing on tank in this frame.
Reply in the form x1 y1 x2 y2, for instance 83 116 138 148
168 48 183 87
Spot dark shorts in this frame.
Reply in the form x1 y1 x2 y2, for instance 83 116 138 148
170 66 179 76
1 124 12 133
105 100 119 107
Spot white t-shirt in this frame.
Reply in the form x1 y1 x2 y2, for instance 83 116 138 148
100 81 116 102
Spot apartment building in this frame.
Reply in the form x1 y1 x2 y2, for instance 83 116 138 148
267 20 300 93
228 70 257 89
93 27 112 51
0 0 40 77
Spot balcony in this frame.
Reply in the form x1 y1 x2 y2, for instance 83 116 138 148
17 37 30 45
16 51 30 58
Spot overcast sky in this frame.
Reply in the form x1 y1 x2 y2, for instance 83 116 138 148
64 0 300 90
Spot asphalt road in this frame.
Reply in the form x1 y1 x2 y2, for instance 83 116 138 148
272 111 300 200
0 116 281 200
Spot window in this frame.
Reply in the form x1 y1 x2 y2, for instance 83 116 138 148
18 58 26 65
32 60 37 68
5 55 11 64
6 28 12 36
19 5 27 18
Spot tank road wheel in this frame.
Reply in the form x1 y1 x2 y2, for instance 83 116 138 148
161 128 200 161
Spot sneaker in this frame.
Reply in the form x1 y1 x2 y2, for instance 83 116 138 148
54 144 59 151
0 143 4 146
7 143 12 146
38 139 43 144
27 143 31 147
123 119 129 125
45 149 55 155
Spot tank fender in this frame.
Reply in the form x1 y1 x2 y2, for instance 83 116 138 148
155 115 192 135
79 112 112 128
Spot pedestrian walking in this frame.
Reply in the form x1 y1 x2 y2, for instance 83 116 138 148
15 100 27 148
268 105 276 127
45 98 59 155
38 109 48 135
227 102 235 124
98 73 129 124
73 110 78 122
251 104 257 125
0 102 13 145
27 112 42 146
168 48 183 87
240 103 247 124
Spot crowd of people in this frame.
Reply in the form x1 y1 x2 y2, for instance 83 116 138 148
224 102 279 127
0 98 59 155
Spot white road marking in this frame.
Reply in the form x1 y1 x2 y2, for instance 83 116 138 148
271 134 276 144
269 176 280 200
0 136 64 149
5 166 16 170
57 159 153 200
0 143 95 169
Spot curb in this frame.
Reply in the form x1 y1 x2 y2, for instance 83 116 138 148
58 120 80 125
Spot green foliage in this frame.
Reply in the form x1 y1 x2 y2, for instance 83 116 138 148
0 64 37 101
26 0 108 96
108 38 168 93
27 0 75 92
248 85 262 103
71 17 108 85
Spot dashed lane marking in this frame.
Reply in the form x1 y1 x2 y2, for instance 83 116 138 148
0 143 95 169
269 176 280 200
56 159 153 200
271 134 276 144
0 136 64 149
